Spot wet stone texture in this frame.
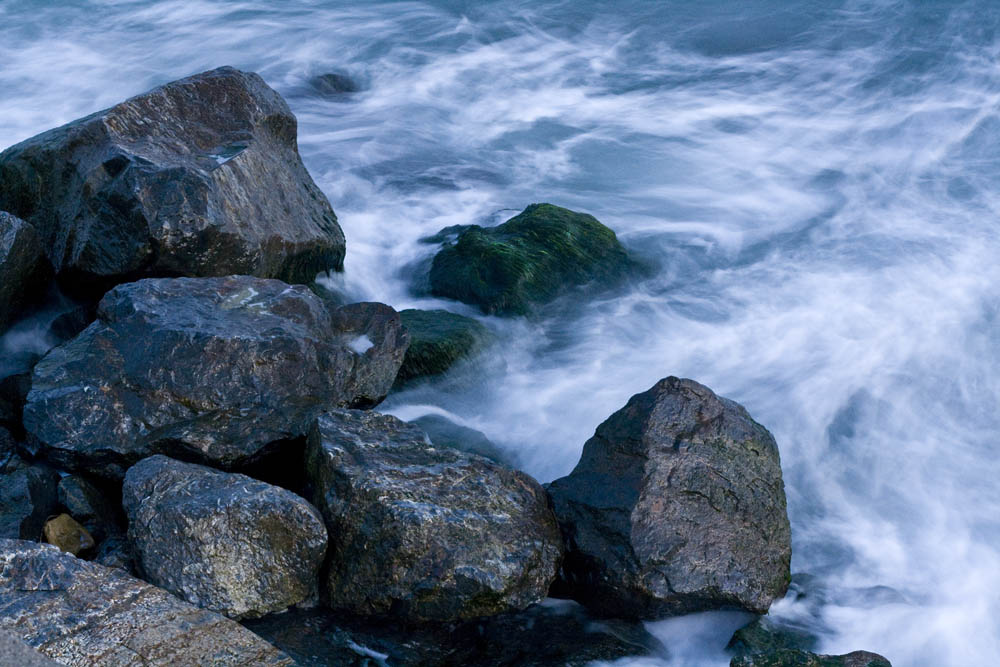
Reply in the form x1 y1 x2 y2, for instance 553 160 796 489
0 67 344 297
305 409 563 622
122 455 328 620
548 376 792 619
0 212 51 334
23 276 407 479
0 539 292 666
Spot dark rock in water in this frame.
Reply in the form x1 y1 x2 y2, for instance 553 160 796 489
0 213 51 334
419 224 477 244
548 376 792 619
23 276 408 479
0 631 59 667
731 649 892 666
396 309 493 383
412 414 514 466
0 453 60 540
305 409 563 622
123 455 327 620
428 203 634 315
728 615 819 655
42 513 95 556
244 599 665 666
0 539 293 665
309 72 362 97
0 67 344 297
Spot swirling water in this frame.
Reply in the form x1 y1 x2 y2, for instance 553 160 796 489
2 1 999 664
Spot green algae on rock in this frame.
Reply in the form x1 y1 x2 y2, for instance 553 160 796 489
731 648 892 667
428 203 634 315
396 309 493 384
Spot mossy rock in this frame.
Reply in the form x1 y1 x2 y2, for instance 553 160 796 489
728 616 819 655
396 309 492 383
731 649 892 667
428 203 634 315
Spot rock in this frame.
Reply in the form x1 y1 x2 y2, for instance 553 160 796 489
0 454 60 540
728 615 819 656
24 276 408 479
0 213 51 334
0 539 292 665
244 600 665 666
428 203 634 315
547 376 792 619
42 514 95 556
412 414 514 466
730 649 892 667
0 67 344 297
123 455 327 619
0 631 60 667
308 72 361 97
396 309 493 383
0 370 32 437
305 409 563 622
57 474 122 541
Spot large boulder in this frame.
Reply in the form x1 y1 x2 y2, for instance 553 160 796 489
0 212 51 333
731 649 891 667
396 308 493 384
305 409 563 622
0 67 344 296
0 539 292 665
428 203 634 315
548 377 792 619
123 455 327 619
23 276 408 479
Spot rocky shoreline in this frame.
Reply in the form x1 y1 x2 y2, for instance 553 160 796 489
0 67 890 666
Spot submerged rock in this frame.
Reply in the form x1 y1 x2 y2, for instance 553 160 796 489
305 409 563 622
123 455 327 620
308 72 362 97
0 539 292 665
23 276 408 479
396 308 493 383
0 67 344 296
244 599 665 666
0 453 60 541
428 203 634 315
548 376 792 619
730 649 892 667
728 615 819 655
0 212 51 334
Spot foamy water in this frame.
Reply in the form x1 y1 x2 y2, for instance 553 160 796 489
3 1 999 664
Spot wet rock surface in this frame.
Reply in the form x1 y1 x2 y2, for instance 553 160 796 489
244 599 666 666
428 203 635 315
305 409 563 622
23 276 407 479
0 212 51 334
412 413 514 466
548 376 792 619
396 308 493 384
730 649 892 667
0 539 292 665
122 454 327 619
0 67 344 296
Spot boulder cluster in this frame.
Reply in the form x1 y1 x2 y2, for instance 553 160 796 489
0 68 890 666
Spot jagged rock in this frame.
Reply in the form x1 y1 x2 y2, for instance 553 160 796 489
396 309 492 383
23 276 408 479
42 514 95 556
548 376 792 619
0 67 344 297
0 539 292 665
0 212 51 334
0 453 60 540
243 600 665 666
428 203 635 315
123 455 327 619
730 649 892 667
305 409 563 622
412 414 514 466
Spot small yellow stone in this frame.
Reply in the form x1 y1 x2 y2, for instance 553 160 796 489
43 514 95 556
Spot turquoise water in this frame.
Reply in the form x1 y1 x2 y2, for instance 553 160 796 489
3 1 1000 664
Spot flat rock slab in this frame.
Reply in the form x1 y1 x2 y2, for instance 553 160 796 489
0 67 344 296
23 276 407 479
0 212 51 333
548 376 792 619
305 409 563 622
0 539 292 666
123 455 327 619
